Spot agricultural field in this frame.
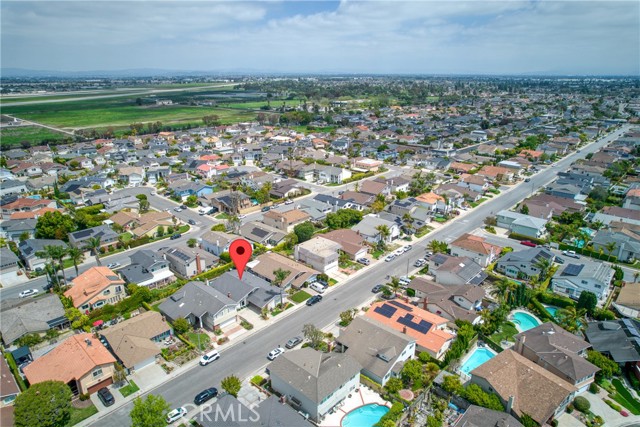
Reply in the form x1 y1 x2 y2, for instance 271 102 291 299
0 125 69 147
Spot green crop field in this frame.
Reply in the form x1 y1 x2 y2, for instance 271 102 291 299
0 125 69 147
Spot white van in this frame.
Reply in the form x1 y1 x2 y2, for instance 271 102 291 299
310 283 326 294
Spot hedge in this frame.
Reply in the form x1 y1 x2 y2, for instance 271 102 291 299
177 333 196 349
192 263 234 281
3 351 27 391
529 297 555 322
360 374 383 394
536 292 575 308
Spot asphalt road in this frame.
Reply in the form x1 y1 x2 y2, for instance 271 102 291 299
89 125 631 427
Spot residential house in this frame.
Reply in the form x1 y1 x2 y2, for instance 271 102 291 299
161 246 212 279
457 174 490 194
0 197 56 219
119 249 176 289
476 166 514 182
584 319 640 368
200 230 235 256
18 238 68 271
612 282 640 318
407 277 484 324
118 166 145 187
592 221 640 263
432 256 487 286
0 180 28 197
544 183 586 201
453 406 523 427
317 165 352 184
623 189 640 211
351 214 400 244
495 247 555 280
450 234 501 268
248 252 318 290
0 218 37 241
172 180 215 200
158 281 238 330
314 194 364 212
262 209 311 233
365 301 454 359
360 180 390 197
65 267 127 312
415 192 447 213
210 270 283 311
0 294 69 346
470 350 576 425
271 179 303 199
68 225 119 251
294 236 341 273
100 311 172 372
337 316 416 385
207 190 252 214
513 323 599 393
0 357 20 404
322 229 368 260
239 221 287 246
524 194 585 216
0 247 21 284
268 348 361 422
592 206 640 227
551 262 614 300
496 210 548 239
24 333 116 395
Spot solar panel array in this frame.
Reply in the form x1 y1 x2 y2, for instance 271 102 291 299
563 264 584 276
397 314 432 334
388 300 414 312
373 303 397 318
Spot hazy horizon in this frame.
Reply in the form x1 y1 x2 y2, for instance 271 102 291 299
2 1 639 76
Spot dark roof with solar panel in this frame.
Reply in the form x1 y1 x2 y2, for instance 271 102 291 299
373 303 397 318
397 314 432 334
562 264 584 276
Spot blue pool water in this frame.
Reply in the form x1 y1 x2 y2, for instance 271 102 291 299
512 311 541 331
546 306 559 317
342 404 389 427
460 347 497 375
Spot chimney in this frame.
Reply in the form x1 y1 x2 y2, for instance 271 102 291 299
507 395 515 413
423 297 428 310
195 253 202 274
402 326 407 334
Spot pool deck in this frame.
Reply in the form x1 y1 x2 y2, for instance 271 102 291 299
509 309 543 332
319 385 391 427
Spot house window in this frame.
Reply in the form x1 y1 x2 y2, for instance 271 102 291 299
92 368 103 378
115 286 122 293
103 289 110 296
94 301 105 309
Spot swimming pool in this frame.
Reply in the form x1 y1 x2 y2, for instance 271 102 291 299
545 306 559 317
511 311 541 331
342 404 389 427
459 346 497 375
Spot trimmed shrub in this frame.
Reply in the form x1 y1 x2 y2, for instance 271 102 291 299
573 396 590 413
589 382 599 394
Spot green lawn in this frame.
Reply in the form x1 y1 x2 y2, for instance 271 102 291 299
488 322 519 347
290 290 312 304
0 125 69 147
119 232 133 243
66 403 98 426
611 378 640 414
371 249 385 259
216 213 230 220
119 380 140 398
187 332 211 351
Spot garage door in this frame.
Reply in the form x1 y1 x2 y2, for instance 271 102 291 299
218 316 236 329
134 357 156 372
87 377 113 395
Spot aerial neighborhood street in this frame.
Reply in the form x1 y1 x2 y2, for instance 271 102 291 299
2 73 640 427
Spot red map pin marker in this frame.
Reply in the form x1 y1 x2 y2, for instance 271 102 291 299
229 239 253 280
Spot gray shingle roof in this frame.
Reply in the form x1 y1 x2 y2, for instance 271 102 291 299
158 281 236 321
1 294 67 345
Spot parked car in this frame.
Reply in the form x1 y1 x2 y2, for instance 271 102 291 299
520 240 537 248
285 200 294 205
414 259 426 267
199 350 220 366
188 219 196 225
309 283 326 294
151 191 157 196
425 251 434 258
404 245 413 252
180 205 188 210
174 207 183 212
555 256 565 264
261 206 271 212
106 262 121 269
267 347 285 360
285 336 302 349
170 233 182 240
385 254 395 262
357 258 370 266
306 295 323 306
563 250 580 259
394 248 404 256
166 407 187 424
399 277 411 287
194 387 218 405
97 387 115 407
238 214 247 219
372 284 384 293
524 178 531 182
19 289 39 298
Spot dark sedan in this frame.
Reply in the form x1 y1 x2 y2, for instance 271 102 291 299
306 295 323 306
97 387 115 407
194 387 218 405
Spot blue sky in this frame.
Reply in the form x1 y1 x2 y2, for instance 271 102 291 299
1 1 638 75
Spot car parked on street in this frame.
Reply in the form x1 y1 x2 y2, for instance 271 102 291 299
285 200 294 205
563 250 580 259
267 347 285 360
385 254 395 262
520 240 537 248
174 207 183 212
166 407 187 424
188 219 196 225
414 259 426 267
285 336 302 349
399 276 411 287
19 289 39 298
403 245 413 252
372 284 384 293
97 387 115 407
194 387 218 405
170 233 182 240
106 262 121 269
261 206 271 212
306 295 323 306
199 350 220 366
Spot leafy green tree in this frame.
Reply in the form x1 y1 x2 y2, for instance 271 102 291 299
463 384 504 411
556 305 586 333
293 221 315 243
325 209 363 229
586 350 620 379
384 377 403 394
172 317 191 335
302 324 325 350
520 413 539 427
442 375 463 395
14 380 72 427
400 359 423 386
187 238 197 248
339 308 358 327
130 394 171 427
35 211 77 241
520 204 529 215
221 375 242 397
577 291 598 316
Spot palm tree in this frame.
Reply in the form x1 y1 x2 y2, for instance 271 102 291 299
86 236 103 266
605 241 617 262
43 262 59 290
272 268 290 307
66 247 85 276
402 213 414 234
490 277 517 304
375 225 391 249
428 240 448 254
533 257 553 282
556 306 586 333
388 276 401 298
36 245 68 284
